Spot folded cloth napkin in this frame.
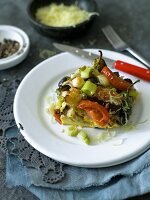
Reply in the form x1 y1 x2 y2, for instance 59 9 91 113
1 79 150 200
6 148 150 200
26 166 150 200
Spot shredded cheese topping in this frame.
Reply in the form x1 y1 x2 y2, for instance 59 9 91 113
35 3 97 27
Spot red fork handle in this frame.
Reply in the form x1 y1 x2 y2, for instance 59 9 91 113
115 60 150 82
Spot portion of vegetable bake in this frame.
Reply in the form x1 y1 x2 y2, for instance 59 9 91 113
49 51 138 129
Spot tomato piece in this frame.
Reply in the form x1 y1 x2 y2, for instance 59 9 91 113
54 112 62 124
95 86 122 105
77 100 109 127
101 66 131 91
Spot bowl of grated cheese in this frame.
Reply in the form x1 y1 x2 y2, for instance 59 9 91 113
27 0 98 39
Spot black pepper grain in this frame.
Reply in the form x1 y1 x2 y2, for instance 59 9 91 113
0 39 20 59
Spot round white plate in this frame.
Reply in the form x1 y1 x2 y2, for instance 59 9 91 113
0 25 30 70
13 49 150 168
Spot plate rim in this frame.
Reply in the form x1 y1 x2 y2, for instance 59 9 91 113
13 49 150 168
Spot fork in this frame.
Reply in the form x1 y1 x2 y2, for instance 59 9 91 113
102 25 150 69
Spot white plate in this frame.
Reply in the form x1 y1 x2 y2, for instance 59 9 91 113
13 49 150 168
0 25 30 70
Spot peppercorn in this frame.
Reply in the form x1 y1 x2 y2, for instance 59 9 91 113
0 38 20 59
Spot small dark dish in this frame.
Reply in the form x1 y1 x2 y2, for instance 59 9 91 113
27 0 98 39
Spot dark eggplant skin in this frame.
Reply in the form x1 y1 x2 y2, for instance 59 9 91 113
113 71 120 77
118 109 127 125
58 76 69 87
124 78 133 84
90 76 98 84
117 108 132 125
56 76 71 95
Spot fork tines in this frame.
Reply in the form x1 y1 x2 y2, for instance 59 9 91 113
102 25 127 50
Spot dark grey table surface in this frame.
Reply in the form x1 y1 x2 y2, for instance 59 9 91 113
0 0 150 199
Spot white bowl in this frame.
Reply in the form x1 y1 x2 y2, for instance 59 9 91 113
0 25 30 70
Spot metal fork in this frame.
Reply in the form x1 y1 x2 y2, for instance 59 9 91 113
102 25 150 69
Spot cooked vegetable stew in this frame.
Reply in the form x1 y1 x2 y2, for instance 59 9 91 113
49 51 139 129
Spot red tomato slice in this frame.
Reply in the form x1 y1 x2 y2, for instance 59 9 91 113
77 100 109 127
54 113 62 124
101 66 131 91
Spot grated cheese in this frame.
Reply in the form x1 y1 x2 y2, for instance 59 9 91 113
35 3 97 27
